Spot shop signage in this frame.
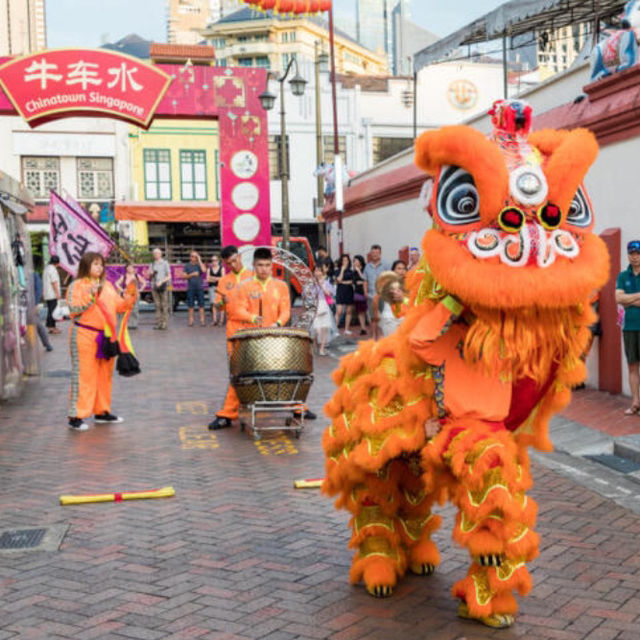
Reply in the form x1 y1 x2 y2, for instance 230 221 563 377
447 79 479 111
0 49 171 128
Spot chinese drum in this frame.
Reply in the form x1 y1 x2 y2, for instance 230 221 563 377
229 327 313 404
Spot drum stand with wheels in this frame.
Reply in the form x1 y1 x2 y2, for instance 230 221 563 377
236 375 312 440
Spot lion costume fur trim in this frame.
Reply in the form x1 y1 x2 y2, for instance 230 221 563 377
529 128 599 220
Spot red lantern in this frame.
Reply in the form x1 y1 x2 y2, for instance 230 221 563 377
242 0 329 13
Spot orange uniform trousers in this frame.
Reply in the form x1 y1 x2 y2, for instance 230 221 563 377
68 325 116 419
217 337 241 419
215 269 253 420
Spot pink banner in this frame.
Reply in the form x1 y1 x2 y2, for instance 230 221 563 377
49 190 114 276
0 58 272 250
155 65 271 249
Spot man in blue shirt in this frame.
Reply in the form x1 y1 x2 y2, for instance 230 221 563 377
615 240 640 414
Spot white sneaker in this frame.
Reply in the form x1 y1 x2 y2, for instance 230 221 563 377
68 419 89 431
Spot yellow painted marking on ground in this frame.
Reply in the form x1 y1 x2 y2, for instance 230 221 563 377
179 425 220 450
175 401 210 415
254 434 298 456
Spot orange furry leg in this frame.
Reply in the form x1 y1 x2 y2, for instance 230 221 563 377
394 457 442 574
347 471 408 597
439 420 539 623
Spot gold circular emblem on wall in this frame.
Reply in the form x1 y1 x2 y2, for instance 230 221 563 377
447 79 479 110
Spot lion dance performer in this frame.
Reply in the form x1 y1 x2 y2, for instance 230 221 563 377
322 100 610 628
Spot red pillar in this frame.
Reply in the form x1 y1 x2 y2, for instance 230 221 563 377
598 228 622 394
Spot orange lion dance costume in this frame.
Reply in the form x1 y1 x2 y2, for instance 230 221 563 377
322 100 610 628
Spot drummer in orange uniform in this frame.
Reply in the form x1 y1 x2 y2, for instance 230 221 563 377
208 245 253 430
234 247 316 421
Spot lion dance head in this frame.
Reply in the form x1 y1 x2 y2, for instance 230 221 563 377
412 99 610 384
416 99 609 309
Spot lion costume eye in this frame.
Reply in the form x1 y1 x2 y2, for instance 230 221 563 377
565 187 592 228
437 165 481 226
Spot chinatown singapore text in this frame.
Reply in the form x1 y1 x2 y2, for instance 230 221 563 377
22 57 146 117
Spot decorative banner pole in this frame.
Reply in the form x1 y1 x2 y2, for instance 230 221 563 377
242 1 341 252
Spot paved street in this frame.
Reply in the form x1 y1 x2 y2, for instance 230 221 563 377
1 310 640 640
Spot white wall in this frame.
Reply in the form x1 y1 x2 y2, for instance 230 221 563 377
0 115 130 205
268 58 524 226
340 197 431 262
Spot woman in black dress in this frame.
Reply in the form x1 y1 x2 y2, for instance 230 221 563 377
352 254 368 336
207 254 224 326
335 254 354 335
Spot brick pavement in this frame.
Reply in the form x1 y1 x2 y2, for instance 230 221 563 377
0 311 639 639
559 388 640 438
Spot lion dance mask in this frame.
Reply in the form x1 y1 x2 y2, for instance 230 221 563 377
322 100 610 628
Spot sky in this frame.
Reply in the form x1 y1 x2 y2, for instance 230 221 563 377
46 0 507 48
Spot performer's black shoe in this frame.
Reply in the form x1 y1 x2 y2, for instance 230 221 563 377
293 409 317 420
208 416 232 430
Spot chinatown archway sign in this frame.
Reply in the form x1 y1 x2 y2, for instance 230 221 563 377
0 48 271 247
0 49 172 128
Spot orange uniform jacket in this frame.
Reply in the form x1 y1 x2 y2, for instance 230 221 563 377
215 267 254 341
235 276 291 328
67 278 133 419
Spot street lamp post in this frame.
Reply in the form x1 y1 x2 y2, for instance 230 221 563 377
259 58 307 253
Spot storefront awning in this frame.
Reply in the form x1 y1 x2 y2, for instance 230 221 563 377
414 0 627 70
0 196 29 215
115 201 220 223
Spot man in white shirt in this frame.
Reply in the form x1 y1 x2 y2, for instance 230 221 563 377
363 244 389 340
147 248 172 330
43 256 61 334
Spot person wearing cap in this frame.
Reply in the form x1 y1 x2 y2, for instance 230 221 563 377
615 239 640 414
408 247 421 270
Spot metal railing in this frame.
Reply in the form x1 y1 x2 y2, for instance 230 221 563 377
108 244 222 265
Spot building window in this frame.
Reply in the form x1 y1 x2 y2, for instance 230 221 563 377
254 56 270 68
180 150 207 200
144 149 172 200
269 135 290 179
77 158 114 200
282 52 296 68
323 136 347 165
212 37 226 48
237 57 253 67
22 156 60 200
372 137 413 165
215 57 227 67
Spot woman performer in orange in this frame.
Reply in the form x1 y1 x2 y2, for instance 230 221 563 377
67 252 135 431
